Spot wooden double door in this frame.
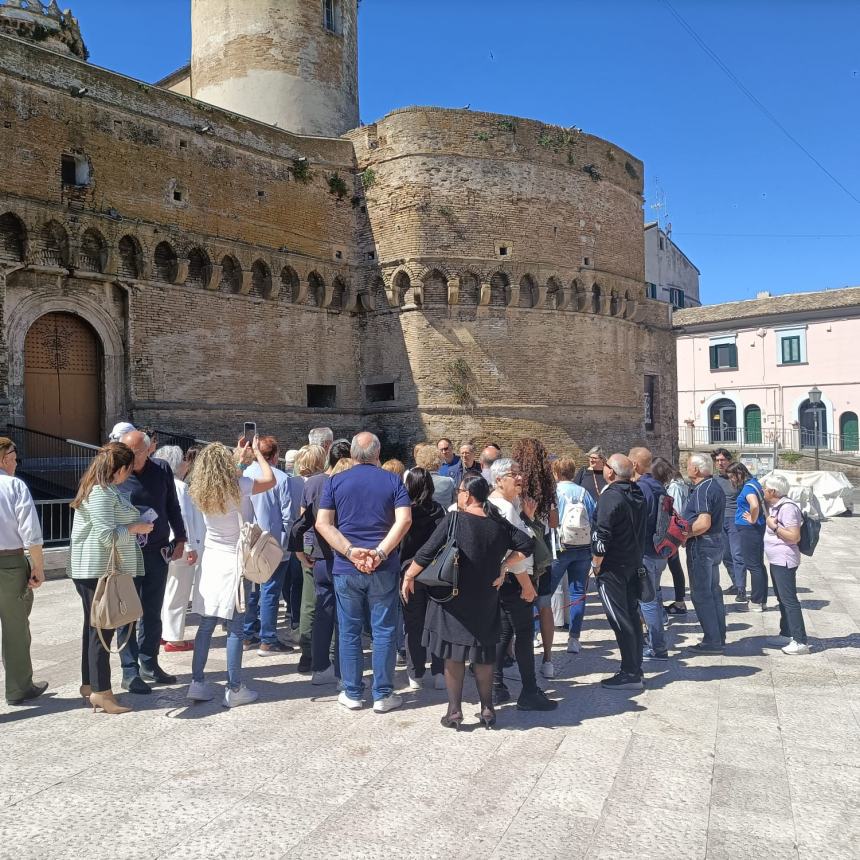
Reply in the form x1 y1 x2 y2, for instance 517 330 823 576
24 312 102 444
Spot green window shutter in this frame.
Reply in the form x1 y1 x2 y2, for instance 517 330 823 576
729 343 738 368
709 345 717 369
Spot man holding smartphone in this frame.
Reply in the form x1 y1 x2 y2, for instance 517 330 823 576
0 437 48 705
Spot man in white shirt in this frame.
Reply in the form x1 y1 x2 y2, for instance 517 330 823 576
0 437 48 705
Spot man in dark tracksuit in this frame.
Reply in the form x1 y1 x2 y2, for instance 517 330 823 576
590 453 648 690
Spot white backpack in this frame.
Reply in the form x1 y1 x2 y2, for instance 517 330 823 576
559 491 591 547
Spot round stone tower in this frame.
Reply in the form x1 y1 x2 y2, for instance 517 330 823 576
190 0 359 138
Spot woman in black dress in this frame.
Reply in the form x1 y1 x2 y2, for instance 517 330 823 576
400 468 446 689
401 474 533 730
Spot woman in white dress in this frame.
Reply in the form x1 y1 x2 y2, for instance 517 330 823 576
186 437 275 707
155 446 205 652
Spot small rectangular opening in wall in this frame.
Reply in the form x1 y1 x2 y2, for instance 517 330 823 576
307 384 337 408
173 189 183 202
257 189 265 198
334 250 343 260
179 139 188 149
499 246 508 256
367 251 375 260
366 382 395 403
113 120 122 131
61 153 88 186
3 121 11 129
583 256 591 266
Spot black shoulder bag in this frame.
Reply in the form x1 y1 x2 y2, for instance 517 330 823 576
415 511 460 603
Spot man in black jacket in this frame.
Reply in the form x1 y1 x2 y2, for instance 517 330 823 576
591 453 648 690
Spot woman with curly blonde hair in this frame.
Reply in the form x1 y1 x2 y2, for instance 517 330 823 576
186 436 275 708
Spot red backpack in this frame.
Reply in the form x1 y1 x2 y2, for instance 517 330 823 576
653 494 689 559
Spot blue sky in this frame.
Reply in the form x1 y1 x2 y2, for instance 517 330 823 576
67 0 860 305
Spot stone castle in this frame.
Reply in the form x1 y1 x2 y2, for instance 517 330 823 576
0 0 677 458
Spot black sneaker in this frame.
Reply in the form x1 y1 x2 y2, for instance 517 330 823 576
722 585 738 596
643 650 670 661
683 642 724 656
140 664 177 685
517 688 559 711
297 654 313 673
396 649 407 667
492 682 511 705
121 675 152 694
600 672 644 691
734 590 749 604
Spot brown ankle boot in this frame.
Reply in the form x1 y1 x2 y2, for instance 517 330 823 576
89 690 132 715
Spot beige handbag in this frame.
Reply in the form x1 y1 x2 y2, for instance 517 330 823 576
234 511 284 611
90 542 143 653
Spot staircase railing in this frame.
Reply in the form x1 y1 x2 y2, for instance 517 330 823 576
5 424 99 495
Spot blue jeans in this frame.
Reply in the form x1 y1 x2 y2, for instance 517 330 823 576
192 583 248 691
722 520 746 591
738 525 767 604
334 568 399 702
640 557 668 653
687 541 727 648
548 545 592 637
312 558 339 674
243 560 288 644
770 564 807 644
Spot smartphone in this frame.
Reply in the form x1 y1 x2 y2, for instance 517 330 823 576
243 421 256 441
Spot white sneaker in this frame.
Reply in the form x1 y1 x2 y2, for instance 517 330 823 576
540 660 555 679
782 639 810 655
373 693 403 713
533 633 542 649
337 690 363 710
222 685 258 708
406 674 423 691
567 638 581 654
433 673 446 690
503 662 521 682
187 680 213 701
750 603 765 613
311 665 337 685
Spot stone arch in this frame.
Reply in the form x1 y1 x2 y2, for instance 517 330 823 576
421 268 448 306
459 271 480 305
186 247 211 288
251 259 272 298
545 276 563 310
37 220 69 267
329 276 346 311
219 254 242 293
307 271 325 307
368 275 387 309
153 241 178 283
518 274 537 308
591 283 602 314
117 235 142 279
623 289 636 319
489 271 509 307
6 292 126 434
609 289 620 316
0 212 26 261
78 227 107 273
280 265 300 302
392 269 412 306
570 278 585 312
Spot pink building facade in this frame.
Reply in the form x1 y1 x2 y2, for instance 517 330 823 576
673 287 860 454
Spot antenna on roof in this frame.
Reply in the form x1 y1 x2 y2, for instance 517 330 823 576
650 177 670 233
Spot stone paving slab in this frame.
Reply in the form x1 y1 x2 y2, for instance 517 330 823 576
2 515 859 859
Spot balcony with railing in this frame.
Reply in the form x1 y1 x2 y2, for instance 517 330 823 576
678 423 858 455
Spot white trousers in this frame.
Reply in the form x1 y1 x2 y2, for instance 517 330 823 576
161 558 200 642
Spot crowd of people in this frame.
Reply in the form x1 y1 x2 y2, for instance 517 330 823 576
0 428 813 727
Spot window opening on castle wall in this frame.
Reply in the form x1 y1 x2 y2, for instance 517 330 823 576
61 153 89 187
323 0 340 34
366 382 395 403
0 212 26 262
307 384 337 408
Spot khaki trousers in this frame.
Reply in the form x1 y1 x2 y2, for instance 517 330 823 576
0 554 34 700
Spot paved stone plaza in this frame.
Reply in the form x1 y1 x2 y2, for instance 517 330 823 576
1 515 858 860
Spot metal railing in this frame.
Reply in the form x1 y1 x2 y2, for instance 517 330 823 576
678 424 858 455
6 424 99 495
152 429 209 453
34 498 75 547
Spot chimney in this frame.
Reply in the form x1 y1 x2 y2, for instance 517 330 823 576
756 291 771 299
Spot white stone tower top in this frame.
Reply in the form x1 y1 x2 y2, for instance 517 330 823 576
190 0 359 138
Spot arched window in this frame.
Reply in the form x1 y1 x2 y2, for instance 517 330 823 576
609 290 620 316
571 279 585 312
518 274 536 308
38 221 68 267
117 235 141 279
799 398 827 449
153 241 178 283
709 398 737 444
393 270 412 306
0 212 26 261
330 277 346 310
281 266 299 301
744 404 762 444
422 269 448 305
591 283 602 314
840 411 859 452
220 255 242 293
186 248 211 288
546 278 562 310
78 228 106 273
459 273 480 305
251 260 272 298
307 271 324 307
489 271 508 307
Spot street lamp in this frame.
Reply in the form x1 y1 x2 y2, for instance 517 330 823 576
808 385 822 470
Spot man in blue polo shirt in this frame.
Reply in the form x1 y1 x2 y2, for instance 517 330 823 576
682 453 727 654
316 431 412 713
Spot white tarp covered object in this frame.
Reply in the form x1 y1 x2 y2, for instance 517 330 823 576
761 470 854 518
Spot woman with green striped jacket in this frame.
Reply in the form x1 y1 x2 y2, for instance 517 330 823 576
68 442 154 714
